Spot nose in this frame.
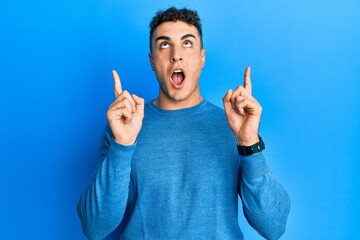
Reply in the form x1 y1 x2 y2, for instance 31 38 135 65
170 47 183 63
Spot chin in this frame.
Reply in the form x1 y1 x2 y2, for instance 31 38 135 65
168 93 189 102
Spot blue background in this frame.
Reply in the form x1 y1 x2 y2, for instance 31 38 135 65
1 0 359 239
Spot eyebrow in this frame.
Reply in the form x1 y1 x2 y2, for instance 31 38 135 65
181 34 196 40
155 34 196 43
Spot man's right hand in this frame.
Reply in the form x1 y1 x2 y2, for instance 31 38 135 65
106 70 144 145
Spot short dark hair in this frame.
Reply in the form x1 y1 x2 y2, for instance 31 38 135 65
149 7 203 52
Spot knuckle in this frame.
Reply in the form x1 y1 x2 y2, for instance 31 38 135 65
119 98 128 107
122 98 130 105
122 90 131 97
236 86 244 91
106 110 113 120
108 103 115 112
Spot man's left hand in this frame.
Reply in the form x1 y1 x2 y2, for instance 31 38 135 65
223 66 262 146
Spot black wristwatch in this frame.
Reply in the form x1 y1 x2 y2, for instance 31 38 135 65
237 136 265 156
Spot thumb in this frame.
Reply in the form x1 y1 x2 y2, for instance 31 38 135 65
222 89 233 114
132 94 145 114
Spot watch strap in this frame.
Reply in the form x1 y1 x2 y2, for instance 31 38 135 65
237 136 265 156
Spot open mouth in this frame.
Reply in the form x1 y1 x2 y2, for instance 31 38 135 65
171 69 185 88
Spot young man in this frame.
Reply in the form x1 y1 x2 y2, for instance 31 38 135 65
78 7 290 240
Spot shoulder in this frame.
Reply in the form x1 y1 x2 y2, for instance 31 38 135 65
198 101 229 125
202 101 226 116
196 101 232 132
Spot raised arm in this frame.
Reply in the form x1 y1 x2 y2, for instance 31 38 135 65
223 67 290 239
77 70 144 239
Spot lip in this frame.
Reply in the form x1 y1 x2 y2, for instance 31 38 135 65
170 67 186 89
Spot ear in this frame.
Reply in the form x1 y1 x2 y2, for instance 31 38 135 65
148 52 155 71
201 49 206 68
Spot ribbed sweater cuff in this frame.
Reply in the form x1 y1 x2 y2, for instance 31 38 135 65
240 152 269 180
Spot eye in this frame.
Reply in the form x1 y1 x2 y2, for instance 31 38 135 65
160 42 170 49
183 41 192 48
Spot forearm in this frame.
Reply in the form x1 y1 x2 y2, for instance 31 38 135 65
239 152 290 240
77 139 135 240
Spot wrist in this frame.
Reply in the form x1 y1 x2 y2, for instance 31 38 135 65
236 136 260 146
114 137 136 146
237 136 265 156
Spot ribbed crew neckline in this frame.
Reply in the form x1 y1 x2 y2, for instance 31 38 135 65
147 99 208 116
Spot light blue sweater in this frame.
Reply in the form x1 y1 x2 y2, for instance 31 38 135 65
77 100 290 240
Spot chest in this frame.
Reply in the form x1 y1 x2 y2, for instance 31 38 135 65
131 119 239 198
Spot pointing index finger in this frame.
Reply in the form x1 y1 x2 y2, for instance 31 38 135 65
112 70 122 98
244 66 252 95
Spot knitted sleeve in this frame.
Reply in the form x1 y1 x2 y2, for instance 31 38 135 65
239 152 291 240
77 125 135 240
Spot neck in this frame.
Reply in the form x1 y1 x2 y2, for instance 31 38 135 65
153 91 203 110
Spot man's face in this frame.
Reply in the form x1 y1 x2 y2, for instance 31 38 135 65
149 21 206 108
